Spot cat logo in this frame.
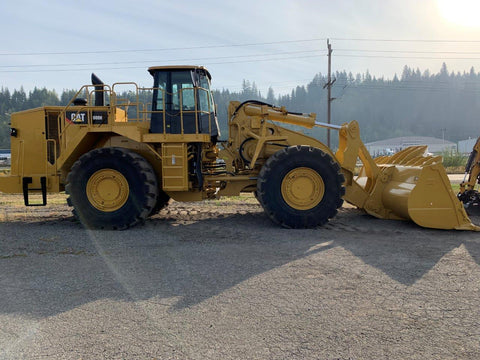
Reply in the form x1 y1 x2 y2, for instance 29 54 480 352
70 113 86 123
65 111 88 124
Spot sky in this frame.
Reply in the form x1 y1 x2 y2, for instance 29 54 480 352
1 0 480 97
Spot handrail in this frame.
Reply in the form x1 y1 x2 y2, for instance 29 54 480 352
57 81 216 151
58 84 112 150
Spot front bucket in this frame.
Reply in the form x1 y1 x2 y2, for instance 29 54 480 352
353 146 479 231
406 163 479 231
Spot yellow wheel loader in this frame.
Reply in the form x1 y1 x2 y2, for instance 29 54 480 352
1 65 478 230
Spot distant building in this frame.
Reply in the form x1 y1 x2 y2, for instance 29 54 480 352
0 149 11 166
458 138 477 154
365 136 456 156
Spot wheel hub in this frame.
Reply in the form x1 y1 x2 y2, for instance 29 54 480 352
281 167 325 210
86 169 129 212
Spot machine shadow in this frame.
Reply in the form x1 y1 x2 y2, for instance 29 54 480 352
333 224 476 286
0 208 478 318
0 212 331 318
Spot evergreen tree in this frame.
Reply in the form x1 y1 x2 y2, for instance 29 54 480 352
0 63 480 149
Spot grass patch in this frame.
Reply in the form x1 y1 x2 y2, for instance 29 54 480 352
441 150 467 168
444 166 466 174
0 193 67 206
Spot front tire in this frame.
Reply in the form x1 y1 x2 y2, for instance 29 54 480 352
66 147 159 230
256 145 345 228
149 190 170 216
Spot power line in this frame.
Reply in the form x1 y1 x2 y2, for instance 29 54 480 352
1 37 479 57
5 49 480 73
331 37 480 43
0 50 326 69
0 38 328 57
0 54 328 73
335 54 480 60
336 49 480 55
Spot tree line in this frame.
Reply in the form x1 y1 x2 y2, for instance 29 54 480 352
0 63 479 149
213 63 480 147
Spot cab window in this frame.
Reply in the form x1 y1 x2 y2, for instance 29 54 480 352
155 70 195 111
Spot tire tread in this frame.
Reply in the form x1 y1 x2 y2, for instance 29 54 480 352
257 145 344 229
65 147 159 230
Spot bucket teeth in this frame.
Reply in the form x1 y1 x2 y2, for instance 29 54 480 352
375 146 441 166
373 155 388 164
414 155 442 166
388 146 427 164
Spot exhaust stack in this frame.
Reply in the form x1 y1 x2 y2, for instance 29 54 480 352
91 73 104 106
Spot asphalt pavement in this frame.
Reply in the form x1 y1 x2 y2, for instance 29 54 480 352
0 203 479 359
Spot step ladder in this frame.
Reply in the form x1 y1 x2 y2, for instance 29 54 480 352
161 143 189 191
22 176 47 206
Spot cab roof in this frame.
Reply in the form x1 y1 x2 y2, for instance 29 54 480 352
147 65 211 79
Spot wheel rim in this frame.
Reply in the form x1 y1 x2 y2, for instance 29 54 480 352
281 167 325 210
86 169 129 212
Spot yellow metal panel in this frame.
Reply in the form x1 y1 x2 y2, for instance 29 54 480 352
167 191 204 202
161 143 189 191
10 109 47 176
250 118 261 129
2 108 62 196
0 175 22 193
407 164 479 231
115 108 127 122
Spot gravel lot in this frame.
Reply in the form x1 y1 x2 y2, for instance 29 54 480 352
0 194 479 359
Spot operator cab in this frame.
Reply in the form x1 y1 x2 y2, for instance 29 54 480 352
148 66 220 141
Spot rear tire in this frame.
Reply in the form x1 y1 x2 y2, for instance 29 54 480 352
66 147 159 230
256 145 345 228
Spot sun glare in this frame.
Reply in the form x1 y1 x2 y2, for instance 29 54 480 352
438 0 480 27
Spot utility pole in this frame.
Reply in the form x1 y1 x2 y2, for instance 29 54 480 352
324 39 336 148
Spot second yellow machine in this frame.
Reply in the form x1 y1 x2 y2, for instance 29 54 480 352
1 66 477 230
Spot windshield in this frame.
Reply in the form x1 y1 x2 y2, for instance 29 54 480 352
154 70 195 112
152 68 215 115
